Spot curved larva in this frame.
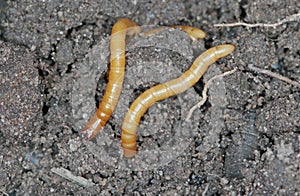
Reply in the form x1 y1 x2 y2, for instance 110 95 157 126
82 18 140 139
121 44 236 157
142 26 206 40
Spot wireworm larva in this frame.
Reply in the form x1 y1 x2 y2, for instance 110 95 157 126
82 18 140 139
142 26 206 41
171 26 206 41
121 44 236 157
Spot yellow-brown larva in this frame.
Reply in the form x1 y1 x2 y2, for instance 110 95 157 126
171 25 206 40
121 44 236 158
142 25 206 41
82 18 140 139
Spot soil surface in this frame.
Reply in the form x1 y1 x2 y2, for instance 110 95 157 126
1 0 299 195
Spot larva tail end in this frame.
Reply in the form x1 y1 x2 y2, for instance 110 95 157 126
81 127 103 140
215 44 236 58
123 148 137 158
122 143 137 158
81 114 104 139
81 126 99 140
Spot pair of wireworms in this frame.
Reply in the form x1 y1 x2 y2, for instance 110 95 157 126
82 18 235 158
82 19 206 139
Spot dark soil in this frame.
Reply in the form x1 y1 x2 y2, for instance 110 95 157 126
0 0 299 195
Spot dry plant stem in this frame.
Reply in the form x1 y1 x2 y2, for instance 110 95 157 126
214 13 300 27
0 190 9 196
51 167 95 187
185 68 237 122
248 64 300 88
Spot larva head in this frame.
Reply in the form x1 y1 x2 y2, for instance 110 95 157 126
185 27 206 40
170 25 206 41
214 44 236 58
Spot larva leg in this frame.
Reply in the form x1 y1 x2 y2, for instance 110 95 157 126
121 44 235 157
82 18 140 139
142 26 206 40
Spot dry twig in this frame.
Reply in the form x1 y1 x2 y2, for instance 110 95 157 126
185 68 237 122
51 167 95 187
0 190 9 196
214 13 300 27
248 64 300 88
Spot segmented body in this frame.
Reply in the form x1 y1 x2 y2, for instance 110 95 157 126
82 18 140 139
121 44 236 157
143 25 206 40
171 25 206 40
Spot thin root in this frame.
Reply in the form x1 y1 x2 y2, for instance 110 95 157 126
214 13 300 28
185 68 237 122
248 64 300 88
